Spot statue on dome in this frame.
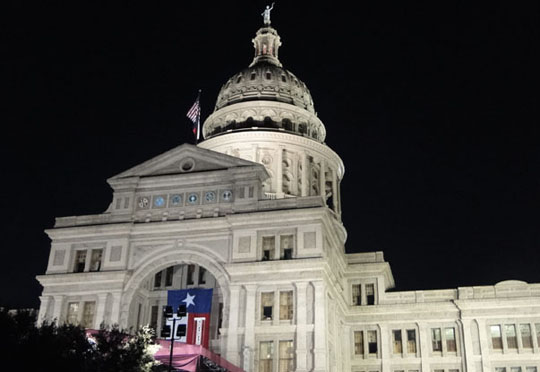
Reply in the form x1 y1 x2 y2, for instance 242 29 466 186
262 3 275 25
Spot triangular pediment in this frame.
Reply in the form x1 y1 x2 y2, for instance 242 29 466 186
109 143 262 181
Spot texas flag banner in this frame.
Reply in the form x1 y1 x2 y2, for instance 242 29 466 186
166 288 213 348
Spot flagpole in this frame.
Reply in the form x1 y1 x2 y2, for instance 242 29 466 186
196 89 201 145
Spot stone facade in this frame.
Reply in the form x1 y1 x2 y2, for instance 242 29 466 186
37 19 540 372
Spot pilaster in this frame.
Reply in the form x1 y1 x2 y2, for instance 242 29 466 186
37 295 52 325
312 281 327 371
95 293 109 328
418 323 430 372
110 292 122 325
226 285 242 365
243 284 257 372
51 295 64 323
294 281 309 372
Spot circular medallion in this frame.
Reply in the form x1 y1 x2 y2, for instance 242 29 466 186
187 193 198 204
171 194 182 206
154 196 165 207
222 190 232 201
138 197 149 209
205 191 216 202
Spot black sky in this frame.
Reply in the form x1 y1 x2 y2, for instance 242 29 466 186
2 1 539 308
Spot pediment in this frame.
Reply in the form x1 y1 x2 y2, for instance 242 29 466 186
109 143 262 181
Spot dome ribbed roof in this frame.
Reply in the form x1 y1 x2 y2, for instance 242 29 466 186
213 25 315 114
215 63 315 113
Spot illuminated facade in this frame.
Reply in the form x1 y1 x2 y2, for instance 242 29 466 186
37 16 540 372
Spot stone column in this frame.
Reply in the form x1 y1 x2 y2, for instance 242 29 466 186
51 295 65 324
95 293 109 328
243 285 257 372
301 151 309 197
276 147 284 198
312 281 327 371
319 159 326 198
294 282 309 372
331 168 338 213
37 296 52 325
226 285 242 365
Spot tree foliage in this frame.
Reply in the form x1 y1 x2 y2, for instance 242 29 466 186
0 308 165 372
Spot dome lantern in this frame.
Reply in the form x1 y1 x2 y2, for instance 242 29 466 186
250 26 282 68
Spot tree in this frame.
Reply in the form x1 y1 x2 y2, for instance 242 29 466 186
0 308 164 372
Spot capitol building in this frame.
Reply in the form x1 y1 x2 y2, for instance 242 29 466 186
36 13 540 372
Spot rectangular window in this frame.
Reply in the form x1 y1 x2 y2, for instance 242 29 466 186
187 265 195 285
262 236 275 261
446 327 457 352
81 301 96 328
366 284 375 305
352 284 362 306
526 368 537 372
511 368 522 372
354 331 364 355
259 341 273 372
449 369 459 372
74 250 87 272
495 368 507 372
392 330 402 354
150 305 158 331
198 267 206 284
368 330 378 355
280 235 294 260
407 329 417 354
491 325 503 349
536 324 540 346
261 292 274 320
165 266 174 287
432 328 442 352
505 324 517 349
279 291 293 320
279 340 294 372
89 249 103 272
434 370 444 372
521 324 533 348
67 302 79 325
154 271 162 288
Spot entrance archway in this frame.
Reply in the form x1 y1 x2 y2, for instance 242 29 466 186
118 244 230 354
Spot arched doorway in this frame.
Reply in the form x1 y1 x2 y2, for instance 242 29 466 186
118 246 230 355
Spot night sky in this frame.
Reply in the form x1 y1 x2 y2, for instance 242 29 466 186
3 1 539 309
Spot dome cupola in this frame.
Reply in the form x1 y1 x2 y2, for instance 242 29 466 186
202 21 324 142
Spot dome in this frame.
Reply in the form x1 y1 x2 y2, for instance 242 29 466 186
215 63 315 113
203 24 325 142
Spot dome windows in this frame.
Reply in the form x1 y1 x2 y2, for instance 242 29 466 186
265 71 272 80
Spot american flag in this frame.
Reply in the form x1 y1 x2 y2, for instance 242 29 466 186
186 95 201 140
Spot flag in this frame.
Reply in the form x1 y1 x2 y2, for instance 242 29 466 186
186 95 201 140
166 288 213 348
